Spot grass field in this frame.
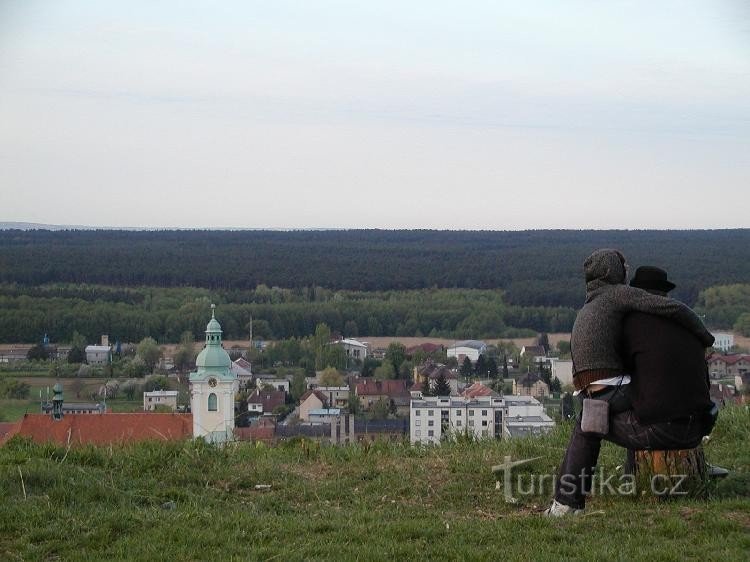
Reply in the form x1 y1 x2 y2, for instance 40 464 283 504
0 406 748 561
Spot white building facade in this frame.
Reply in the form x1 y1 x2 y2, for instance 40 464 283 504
143 390 179 411
410 395 554 445
446 340 487 363
712 333 734 352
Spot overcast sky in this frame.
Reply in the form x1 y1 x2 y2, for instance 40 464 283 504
1 1 749 229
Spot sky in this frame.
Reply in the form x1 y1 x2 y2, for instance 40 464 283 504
1 0 749 230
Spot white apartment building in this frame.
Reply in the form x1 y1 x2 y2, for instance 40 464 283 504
410 395 554 445
712 333 734 352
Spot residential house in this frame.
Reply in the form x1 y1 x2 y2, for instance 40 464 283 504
513 372 550 399
299 390 329 422
314 386 350 408
247 389 286 415
143 390 179 411
549 358 573 387
231 358 253 386
446 340 487 364
331 338 369 360
414 361 458 395
708 354 750 379
355 379 408 411
520 345 546 359
255 376 290 393
409 395 553 445
85 345 111 365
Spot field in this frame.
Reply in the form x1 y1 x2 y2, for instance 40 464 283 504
0 375 145 422
0 406 748 561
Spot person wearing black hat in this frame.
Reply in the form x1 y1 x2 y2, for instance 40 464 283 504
622 266 714 426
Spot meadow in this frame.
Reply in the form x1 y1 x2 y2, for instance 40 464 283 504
0 406 747 561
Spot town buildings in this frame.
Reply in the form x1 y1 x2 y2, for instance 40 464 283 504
409 395 554 445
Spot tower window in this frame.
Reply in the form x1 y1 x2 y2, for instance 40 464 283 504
208 393 218 411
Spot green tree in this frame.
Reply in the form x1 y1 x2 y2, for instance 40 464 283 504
27 344 49 361
734 313 750 337
502 354 509 379
173 331 196 372
398 360 414 380
475 354 487 377
361 357 380 377
137 337 162 374
143 375 170 392
369 398 390 420
537 333 550 354
343 320 358 338
384 342 406 373
460 357 473 379
373 362 396 380
290 372 307 402
122 382 140 400
319 367 344 387
556 340 571 357
313 323 332 370
348 394 361 415
433 372 451 396
0 379 31 399
487 357 499 379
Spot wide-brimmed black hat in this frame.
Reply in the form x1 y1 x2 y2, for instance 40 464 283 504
629 265 676 292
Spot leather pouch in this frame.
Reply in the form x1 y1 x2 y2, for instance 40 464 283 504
581 398 609 435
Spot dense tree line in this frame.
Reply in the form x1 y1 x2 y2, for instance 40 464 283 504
1 229 748 307
0 284 575 344
695 284 750 335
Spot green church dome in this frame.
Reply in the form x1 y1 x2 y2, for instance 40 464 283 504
194 304 231 372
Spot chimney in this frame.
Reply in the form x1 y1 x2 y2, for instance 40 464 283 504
101 335 109 347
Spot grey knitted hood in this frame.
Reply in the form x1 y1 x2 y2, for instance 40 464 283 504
583 248 627 293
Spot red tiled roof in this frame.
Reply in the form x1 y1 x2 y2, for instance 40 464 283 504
248 389 285 413
356 379 407 397
406 343 443 354
720 355 750 366
5 413 193 447
0 422 20 444
299 389 328 405
462 382 499 398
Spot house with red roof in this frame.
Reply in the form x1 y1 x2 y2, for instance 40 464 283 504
355 379 408 411
708 354 750 379
299 389 330 422
247 389 286 415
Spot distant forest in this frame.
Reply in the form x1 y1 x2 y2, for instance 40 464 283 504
1 229 749 308
0 284 583 344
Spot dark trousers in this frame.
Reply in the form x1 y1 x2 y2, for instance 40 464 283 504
554 386 706 509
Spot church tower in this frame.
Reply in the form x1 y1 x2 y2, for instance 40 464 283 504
189 305 238 443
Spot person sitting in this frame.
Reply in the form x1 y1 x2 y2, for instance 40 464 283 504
545 250 715 516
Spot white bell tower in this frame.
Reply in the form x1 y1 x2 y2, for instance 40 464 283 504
189 305 238 443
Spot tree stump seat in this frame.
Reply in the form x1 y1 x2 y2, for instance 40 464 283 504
634 445 708 499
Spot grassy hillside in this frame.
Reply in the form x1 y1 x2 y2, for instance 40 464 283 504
1 406 748 561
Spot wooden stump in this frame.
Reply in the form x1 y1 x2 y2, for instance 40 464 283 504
634 446 708 499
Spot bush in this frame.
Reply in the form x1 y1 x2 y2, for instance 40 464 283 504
0 379 31 399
